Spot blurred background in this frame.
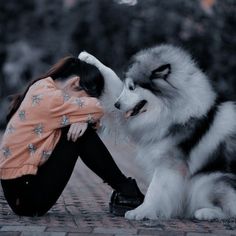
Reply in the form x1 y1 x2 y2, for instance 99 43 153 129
0 0 235 129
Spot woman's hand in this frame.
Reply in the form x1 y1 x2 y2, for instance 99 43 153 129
67 122 88 142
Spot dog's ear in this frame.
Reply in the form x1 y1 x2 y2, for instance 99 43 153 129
150 64 171 80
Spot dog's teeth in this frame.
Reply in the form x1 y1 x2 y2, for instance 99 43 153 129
125 110 133 118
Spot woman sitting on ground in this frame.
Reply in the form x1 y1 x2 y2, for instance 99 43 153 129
0 56 144 217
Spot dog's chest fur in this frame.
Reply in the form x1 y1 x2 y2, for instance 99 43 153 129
133 99 236 181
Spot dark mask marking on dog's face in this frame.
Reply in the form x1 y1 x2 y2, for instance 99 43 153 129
138 81 162 95
150 63 177 90
150 64 171 80
125 56 179 100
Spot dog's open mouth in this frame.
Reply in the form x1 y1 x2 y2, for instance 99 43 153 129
125 100 147 118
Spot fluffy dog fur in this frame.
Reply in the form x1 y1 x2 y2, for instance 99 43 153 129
78 45 236 221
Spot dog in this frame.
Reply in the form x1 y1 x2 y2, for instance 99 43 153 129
78 44 236 221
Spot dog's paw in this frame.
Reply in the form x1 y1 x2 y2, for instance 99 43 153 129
78 51 96 65
125 204 157 221
194 208 225 220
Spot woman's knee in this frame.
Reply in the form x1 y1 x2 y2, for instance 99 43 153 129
79 126 100 143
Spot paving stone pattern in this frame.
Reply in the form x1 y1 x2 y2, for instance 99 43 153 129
0 134 236 235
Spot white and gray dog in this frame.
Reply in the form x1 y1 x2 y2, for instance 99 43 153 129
79 44 236 221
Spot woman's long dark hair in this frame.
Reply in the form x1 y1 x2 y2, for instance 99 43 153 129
7 56 104 122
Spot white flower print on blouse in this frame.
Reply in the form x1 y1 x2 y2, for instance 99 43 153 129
73 98 85 107
60 115 70 127
6 124 15 134
28 144 37 156
42 150 52 159
18 110 26 121
87 114 95 124
62 92 70 102
33 123 44 136
32 94 43 106
2 146 11 158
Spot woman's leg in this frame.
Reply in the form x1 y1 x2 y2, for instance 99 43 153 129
2 126 143 216
77 127 143 196
76 127 128 190
75 127 144 216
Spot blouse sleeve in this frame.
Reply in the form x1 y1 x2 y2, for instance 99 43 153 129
48 90 104 129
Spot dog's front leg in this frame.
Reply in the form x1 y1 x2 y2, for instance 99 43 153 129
125 166 186 220
78 51 123 100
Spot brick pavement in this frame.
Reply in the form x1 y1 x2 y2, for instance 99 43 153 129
0 133 236 235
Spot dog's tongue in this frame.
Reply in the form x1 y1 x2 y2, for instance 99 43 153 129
125 110 133 118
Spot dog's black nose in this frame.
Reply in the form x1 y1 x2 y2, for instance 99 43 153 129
114 102 120 109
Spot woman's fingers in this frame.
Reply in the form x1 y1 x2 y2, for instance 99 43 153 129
67 124 74 141
72 124 81 142
79 123 88 137
67 122 88 142
68 123 80 141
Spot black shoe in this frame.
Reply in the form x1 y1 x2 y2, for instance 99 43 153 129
109 178 144 216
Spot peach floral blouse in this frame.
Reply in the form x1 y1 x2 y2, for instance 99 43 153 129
0 77 103 179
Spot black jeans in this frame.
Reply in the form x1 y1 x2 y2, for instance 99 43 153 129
1 127 127 216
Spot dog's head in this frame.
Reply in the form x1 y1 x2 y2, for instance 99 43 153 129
115 45 215 136
115 45 216 129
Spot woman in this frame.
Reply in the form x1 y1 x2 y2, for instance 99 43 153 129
0 56 144 217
